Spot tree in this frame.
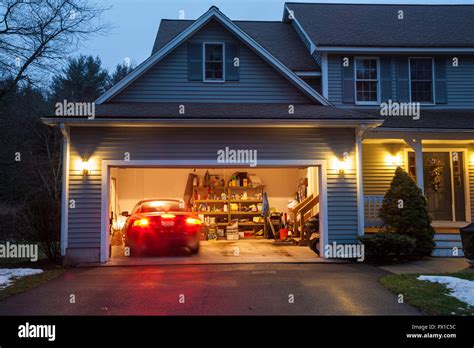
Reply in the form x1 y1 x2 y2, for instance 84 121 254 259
379 167 435 256
51 55 109 102
0 0 107 99
108 61 134 88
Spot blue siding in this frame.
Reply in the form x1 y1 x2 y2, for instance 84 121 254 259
446 55 474 107
112 20 311 103
328 54 474 108
67 127 359 254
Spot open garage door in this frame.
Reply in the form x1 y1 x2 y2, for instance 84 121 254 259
103 164 326 264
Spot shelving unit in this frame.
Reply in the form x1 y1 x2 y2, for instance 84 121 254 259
192 184 266 238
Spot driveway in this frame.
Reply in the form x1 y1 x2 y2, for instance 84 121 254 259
0 263 420 315
107 240 329 266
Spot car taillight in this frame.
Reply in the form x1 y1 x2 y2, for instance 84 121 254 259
133 218 149 227
161 213 176 219
186 217 202 225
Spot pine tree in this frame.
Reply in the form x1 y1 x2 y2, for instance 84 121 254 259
379 167 435 256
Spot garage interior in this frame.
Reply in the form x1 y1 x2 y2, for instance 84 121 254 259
109 167 321 260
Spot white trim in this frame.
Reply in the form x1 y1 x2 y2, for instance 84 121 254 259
403 147 471 223
354 57 381 106
316 46 474 53
285 4 317 54
99 159 329 262
408 57 435 105
42 118 383 128
203 42 225 83
95 7 329 105
355 126 366 236
59 124 70 256
295 71 321 77
321 52 329 99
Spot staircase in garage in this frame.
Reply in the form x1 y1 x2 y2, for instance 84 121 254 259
433 233 464 257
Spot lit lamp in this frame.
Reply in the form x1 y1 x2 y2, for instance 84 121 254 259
385 153 402 166
80 159 91 181
336 152 349 174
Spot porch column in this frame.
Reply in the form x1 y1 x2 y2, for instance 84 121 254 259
356 126 366 236
404 137 424 192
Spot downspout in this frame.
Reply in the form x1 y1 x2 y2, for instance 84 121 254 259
355 125 366 237
59 123 70 256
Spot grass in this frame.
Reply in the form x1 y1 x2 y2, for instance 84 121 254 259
0 261 65 302
381 272 474 315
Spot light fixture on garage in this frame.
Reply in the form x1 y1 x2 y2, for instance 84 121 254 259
80 159 91 181
335 152 349 174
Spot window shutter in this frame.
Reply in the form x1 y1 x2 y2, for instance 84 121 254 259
434 57 447 104
225 43 240 81
188 43 203 81
380 57 392 102
342 56 354 103
397 57 410 102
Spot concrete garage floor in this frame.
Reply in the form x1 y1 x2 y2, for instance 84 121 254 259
105 240 333 266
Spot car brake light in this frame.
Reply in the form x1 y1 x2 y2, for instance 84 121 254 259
133 218 149 227
161 213 176 219
186 217 202 225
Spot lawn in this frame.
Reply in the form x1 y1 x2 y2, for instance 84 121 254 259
0 262 65 302
381 272 474 315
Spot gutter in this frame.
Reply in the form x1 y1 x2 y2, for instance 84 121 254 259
42 117 383 128
59 123 70 257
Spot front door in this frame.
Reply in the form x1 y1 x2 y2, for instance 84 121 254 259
423 152 452 221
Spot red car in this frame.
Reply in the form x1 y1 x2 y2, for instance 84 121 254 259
122 199 203 256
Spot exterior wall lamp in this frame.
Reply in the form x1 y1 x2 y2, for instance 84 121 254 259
80 159 91 181
336 152 349 174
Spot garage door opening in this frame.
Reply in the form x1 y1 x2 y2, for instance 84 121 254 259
106 165 324 263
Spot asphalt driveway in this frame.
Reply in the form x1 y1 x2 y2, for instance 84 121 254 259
0 263 420 315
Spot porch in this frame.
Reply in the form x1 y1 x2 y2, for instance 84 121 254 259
361 134 474 257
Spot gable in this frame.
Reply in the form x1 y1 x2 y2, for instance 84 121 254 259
111 20 313 104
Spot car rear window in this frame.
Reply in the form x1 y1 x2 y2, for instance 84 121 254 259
139 201 187 213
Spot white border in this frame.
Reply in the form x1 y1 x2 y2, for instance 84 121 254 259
203 42 225 83
354 57 381 105
403 147 471 224
100 159 329 262
408 57 435 105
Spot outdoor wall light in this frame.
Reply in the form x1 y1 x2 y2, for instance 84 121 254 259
80 159 91 181
335 152 349 174
385 153 402 166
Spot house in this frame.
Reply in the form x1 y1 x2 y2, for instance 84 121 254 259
42 3 474 263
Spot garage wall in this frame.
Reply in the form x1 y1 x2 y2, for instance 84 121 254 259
111 167 304 214
67 127 358 261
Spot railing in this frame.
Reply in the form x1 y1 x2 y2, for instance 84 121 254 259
364 195 384 227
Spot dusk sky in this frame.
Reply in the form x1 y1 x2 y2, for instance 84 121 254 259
83 0 473 72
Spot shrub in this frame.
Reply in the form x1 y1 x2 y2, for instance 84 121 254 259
359 232 416 258
379 167 435 256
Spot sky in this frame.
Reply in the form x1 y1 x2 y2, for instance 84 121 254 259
83 0 474 72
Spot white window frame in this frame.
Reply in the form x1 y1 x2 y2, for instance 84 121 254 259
408 57 435 105
354 56 380 105
203 42 225 83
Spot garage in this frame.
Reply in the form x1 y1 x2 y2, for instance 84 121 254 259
106 164 325 264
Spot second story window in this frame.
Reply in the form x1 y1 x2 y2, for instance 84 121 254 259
355 58 379 104
204 43 224 82
409 58 434 103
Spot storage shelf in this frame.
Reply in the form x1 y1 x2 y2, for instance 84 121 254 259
229 200 262 203
230 211 262 215
197 212 228 215
194 200 226 203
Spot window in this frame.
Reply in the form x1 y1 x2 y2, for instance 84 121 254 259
355 58 379 104
204 43 224 81
409 58 433 103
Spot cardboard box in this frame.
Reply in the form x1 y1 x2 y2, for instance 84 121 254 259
226 233 239 240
